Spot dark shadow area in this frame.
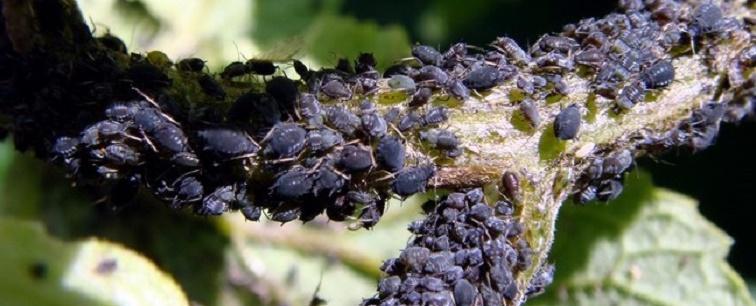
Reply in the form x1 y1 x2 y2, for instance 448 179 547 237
343 0 617 47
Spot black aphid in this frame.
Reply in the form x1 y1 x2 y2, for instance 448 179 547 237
103 143 140 166
198 74 226 100
384 64 413 77
410 87 433 107
126 63 172 89
361 112 388 138
398 112 423 131
378 276 402 298
220 61 248 79
575 185 598 204
535 53 574 72
414 65 449 85
597 179 624 201
266 76 299 114
517 77 534 94
537 35 579 54
197 129 259 161
392 165 435 196
491 37 531 65
424 107 448 125
321 79 352 99
306 129 343 152
326 106 361 135
399 246 431 272
574 49 605 68
151 125 198 167
228 92 281 130
240 205 262 221
641 60 674 89
197 185 235 216
97 33 128 53
245 59 277 75
525 264 555 297
338 145 374 173
447 79 470 100
80 120 129 147
616 80 647 110
105 103 136 123
412 45 443 66
453 279 477 306
602 149 633 176
271 168 313 200
52 136 79 159
692 3 723 35
463 65 505 90
313 166 346 197
173 176 203 208
293 60 311 80
177 58 205 72
420 129 461 157
335 58 355 74
553 104 581 140
377 136 406 172
356 53 378 74
270 204 301 223
264 122 306 158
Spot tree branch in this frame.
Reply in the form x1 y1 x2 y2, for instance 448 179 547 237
1 0 753 305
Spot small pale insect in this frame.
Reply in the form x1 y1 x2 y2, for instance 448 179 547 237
519 99 541 127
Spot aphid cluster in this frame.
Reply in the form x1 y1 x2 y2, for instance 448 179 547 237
383 41 519 103
560 2 694 110
573 149 634 204
363 189 552 306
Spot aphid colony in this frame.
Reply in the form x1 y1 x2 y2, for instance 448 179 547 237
48 87 454 227
362 188 553 306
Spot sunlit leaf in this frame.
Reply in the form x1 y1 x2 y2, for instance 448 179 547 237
0 218 189 306
530 172 756 306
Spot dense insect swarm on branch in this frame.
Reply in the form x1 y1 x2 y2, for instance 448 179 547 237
0 0 753 304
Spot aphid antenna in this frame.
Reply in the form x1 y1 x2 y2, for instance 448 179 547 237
395 57 423 67
138 130 158 152
471 89 485 99
232 41 248 62
328 166 352 181
169 169 201 187
131 87 158 107
343 138 362 146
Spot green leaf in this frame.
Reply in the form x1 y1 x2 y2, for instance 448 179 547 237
303 14 411 71
530 172 756 306
222 194 431 306
0 218 189 306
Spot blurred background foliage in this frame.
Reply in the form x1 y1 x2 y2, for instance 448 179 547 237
1 0 755 305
